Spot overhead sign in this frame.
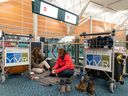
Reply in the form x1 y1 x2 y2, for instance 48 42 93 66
32 0 79 25
65 12 77 25
40 1 58 19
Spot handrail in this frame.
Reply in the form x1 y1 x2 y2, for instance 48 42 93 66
80 32 111 36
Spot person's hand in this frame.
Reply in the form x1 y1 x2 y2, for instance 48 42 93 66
52 69 56 74
52 67 55 70
37 64 43 68
55 73 58 77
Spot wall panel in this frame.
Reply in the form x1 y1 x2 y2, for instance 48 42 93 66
0 0 126 40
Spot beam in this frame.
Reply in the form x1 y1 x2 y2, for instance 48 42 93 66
90 0 128 17
107 0 122 6
78 17 90 26
67 0 87 11
79 0 90 18
115 17 128 32
67 0 90 35
33 14 38 41
90 16 92 34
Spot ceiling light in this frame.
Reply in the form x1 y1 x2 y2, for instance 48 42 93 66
58 36 75 43
0 0 9 3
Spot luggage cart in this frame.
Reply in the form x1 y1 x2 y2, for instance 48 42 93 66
114 42 127 76
80 30 117 93
0 31 33 83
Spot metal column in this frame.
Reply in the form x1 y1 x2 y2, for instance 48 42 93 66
90 16 92 34
33 14 38 41
44 41 48 58
75 38 79 65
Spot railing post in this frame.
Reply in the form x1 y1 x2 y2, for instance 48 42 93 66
75 38 79 65
44 41 48 58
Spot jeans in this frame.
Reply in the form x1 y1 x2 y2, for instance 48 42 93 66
58 69 74 78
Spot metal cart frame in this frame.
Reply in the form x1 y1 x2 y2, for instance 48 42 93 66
80 30 116 93
0 31 33 83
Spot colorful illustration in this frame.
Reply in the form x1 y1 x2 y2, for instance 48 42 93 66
87 54 101 66
87 54 94 65
14 53 22 63
6 53 14 63
93 55 101 66
101 55 110 68
5 48 29 66
6 53 28 63
22 53 28 62
87 54 110 67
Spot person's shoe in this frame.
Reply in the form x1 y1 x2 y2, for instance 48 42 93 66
120 80 124 85
87 80 95 95
59 79 66 93
49 73 56 77
84 75 90 82
75 77 87 92
65 79 71 92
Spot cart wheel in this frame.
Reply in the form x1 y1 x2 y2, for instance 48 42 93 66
114 83 116 88
120 81 124 85
110 83 114 93
0 75 5 84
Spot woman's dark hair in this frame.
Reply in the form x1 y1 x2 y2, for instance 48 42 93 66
31 47 41 59
58 48 67 57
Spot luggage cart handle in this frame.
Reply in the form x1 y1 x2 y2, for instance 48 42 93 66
80 29 115 37
2 31 33 38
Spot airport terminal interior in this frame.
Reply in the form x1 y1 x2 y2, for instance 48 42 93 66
0 0 128 96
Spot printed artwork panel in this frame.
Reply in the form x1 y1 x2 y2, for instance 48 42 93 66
93 55 101 66
101 55 110 68
22 53 28 62
6 53 14 63
87 54 94 65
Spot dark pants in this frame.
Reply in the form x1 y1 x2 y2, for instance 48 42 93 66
58 69 74 78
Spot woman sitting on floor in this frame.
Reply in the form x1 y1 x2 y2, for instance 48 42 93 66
31 47 50 74
51 48 74 77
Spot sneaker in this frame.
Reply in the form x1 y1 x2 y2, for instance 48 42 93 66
75 80 87 92
120 80 124 85
87 80 95 95
65 79 71 92
59 79 66 93
49 73 56 77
